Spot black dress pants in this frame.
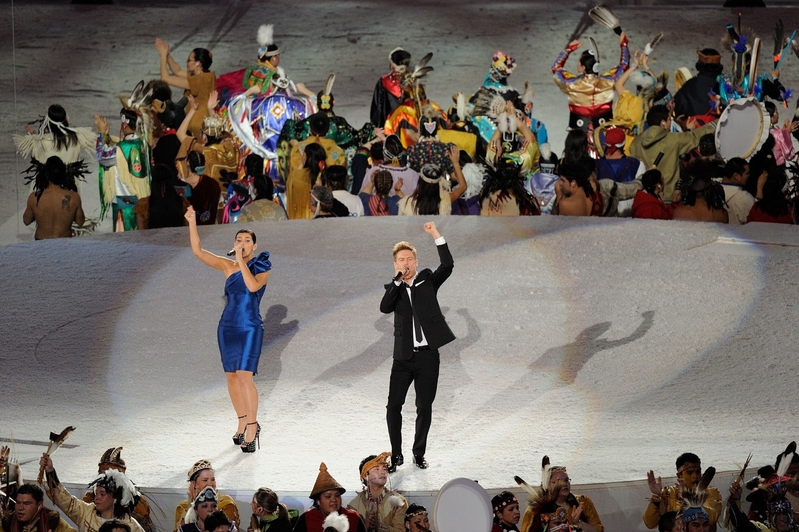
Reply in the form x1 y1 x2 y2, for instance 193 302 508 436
386 349 440 457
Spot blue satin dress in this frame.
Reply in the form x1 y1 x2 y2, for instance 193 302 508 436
217 251 271 373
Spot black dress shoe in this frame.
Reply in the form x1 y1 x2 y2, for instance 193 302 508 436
388 454 404 473
413 455 428 469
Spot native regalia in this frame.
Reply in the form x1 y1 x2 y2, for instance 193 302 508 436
96 81 154 231
14 111 95 192
371 48 412 127
469 51 548 148
516 457 574 532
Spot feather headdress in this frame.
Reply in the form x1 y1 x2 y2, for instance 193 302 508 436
470 89 506 119
677 466 716 524
644 32 664 56
588 4 622 36
258 24 274 48
119 81 157 147
522 81 535 105
515 457 570 532
87 468 141 514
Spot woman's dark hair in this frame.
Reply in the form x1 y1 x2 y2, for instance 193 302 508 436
34 156 75 202
203 511 230 532
383 134 405 161
99 521 131 532
374 170 393 197
698 133 717 157
561 129 592 168
192 48 213 72
323 165 348 191
370 141 384 162
148 164 185 229
764 101 777 118
244 153 265 178
252 488 290 524
756 169 790 219
252 174 274 201
153 135 181 168
303 142 327 185
309 113 331 136
641 169 663 195
479 158 539 215
235 229 257 244
411 168 442 215
45 104 78 151
579 50 598 74
682 176 727 211
187 151 205 175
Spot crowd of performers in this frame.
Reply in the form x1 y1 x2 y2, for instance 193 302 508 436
13 11 799 237
3 442 799 532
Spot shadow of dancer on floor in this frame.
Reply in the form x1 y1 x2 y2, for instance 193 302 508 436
435 307 481 413
312 314 394 385
256 304 298 398
530 310 655 383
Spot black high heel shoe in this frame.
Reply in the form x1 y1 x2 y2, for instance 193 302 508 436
241 421 261 453
232 415 247 445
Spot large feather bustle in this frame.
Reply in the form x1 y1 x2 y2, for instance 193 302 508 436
721 25 759 54
257 24 274 47
470 89 506 118
588 5 620 32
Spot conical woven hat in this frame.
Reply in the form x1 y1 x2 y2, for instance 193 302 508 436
309 462 346 499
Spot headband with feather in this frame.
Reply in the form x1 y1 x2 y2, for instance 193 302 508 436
677 467 715 524
258 24 279 58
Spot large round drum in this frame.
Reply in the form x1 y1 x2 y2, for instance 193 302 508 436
715 96 769 161
433 478 493 532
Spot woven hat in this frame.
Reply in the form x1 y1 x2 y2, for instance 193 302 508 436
309 462 346 499
98 447 126 473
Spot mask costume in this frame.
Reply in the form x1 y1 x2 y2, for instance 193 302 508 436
96 81 154 231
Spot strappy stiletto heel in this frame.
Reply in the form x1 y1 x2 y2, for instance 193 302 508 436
232 415 247 445
241 421 261 453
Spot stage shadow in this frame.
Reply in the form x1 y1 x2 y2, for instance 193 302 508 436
436 307 481 413
312 314 393 384
530 310 655 383
257 304 299 398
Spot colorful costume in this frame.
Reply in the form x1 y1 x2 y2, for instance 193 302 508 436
371 48 412 127
552 37 630 131
174 495 240 532
96 131 150 231
218 251 271 374
349 489 407 532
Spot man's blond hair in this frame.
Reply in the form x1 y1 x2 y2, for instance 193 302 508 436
392 241 417 259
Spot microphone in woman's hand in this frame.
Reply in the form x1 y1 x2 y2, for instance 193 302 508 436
227 248 238 257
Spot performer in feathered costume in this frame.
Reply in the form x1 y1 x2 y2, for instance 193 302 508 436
676 467 717 532
552 7 629 136
384 53 447 148
727 443 799 532
371 48 412 127
516 458 573 532
94 81 154 231
14 104 96 192
39 454 144 532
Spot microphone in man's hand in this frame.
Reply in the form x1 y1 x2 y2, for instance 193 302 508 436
393 267 409 281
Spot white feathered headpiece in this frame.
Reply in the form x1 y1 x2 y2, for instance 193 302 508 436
257 24 279 58
88 468 141 514
322 512 350 532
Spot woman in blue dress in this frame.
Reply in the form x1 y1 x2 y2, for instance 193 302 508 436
185 205 271 452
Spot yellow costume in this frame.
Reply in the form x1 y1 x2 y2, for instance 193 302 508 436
173 494 240 532
521 494 603 532
642 485 722 529
44 480 145 532
287 136 347 175
203 138 239 184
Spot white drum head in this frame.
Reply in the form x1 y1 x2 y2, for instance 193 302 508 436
715 96 769 161
433 477 493 532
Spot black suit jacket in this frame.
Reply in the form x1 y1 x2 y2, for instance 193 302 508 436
380 242 456 360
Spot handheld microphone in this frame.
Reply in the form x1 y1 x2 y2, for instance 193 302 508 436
393 267 409 281
226 248 237 257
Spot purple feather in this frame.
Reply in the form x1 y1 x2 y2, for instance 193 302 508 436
733 35 748 54
782 88 794 102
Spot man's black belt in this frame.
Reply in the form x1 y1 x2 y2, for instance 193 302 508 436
413 346 431 352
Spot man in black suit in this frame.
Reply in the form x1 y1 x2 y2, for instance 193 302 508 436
380 222 455 471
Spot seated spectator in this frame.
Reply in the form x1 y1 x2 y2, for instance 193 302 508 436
286 143 327 220
135 164 189 230
181 488 218 532
630 105 716 200
311 186 339 219
248 488 292 532
492 491 521 532
360 134 419 197
644 453 722 530
479 158 540 216
288 113 347 175
360 170 404 216
203 512 232 532
293 463 366 532
720 157 756 225
399 151 466 215
596 127 644 183
746 169 794 224
632 169 675 220
180 151 221 225
174 460 240 532
451 150 486 215
672 177 728 223
83 448 154 532
40 454 145 532
324 165 364 216
23 156 85 239
1 483 76 532
238 174 287 222
348 453 407 532
404 505 430 532
552 160 602 216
